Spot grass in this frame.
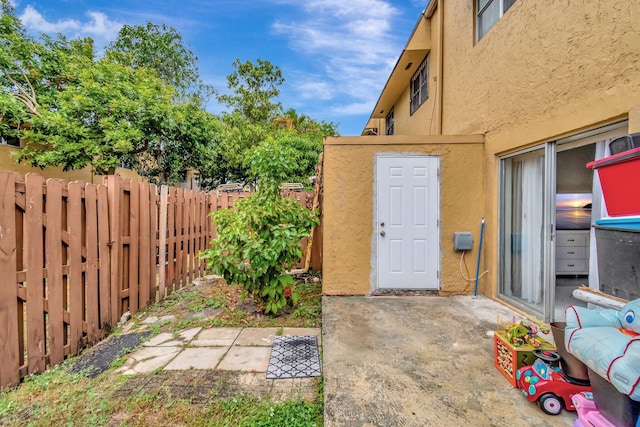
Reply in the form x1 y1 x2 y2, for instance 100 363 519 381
0 274 324 427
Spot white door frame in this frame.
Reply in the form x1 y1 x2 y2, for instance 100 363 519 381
372 153 441 291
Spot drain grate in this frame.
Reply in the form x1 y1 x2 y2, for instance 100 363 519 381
266 335 321 379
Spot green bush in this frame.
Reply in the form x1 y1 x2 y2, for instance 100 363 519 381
201 139 319 315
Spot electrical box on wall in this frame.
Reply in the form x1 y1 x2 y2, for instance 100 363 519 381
454 232 473 251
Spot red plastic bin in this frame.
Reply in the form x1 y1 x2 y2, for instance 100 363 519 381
587 147 640 216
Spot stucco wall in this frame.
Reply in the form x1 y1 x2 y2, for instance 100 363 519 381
0 145 95 182
442 0 640 141
323 136 484 295
437 0 640 297
0 145 146 184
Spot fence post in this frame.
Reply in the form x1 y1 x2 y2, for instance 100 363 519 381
0 173 20 388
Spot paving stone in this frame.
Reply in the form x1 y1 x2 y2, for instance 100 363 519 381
192 328 242 346
234 327 279 346
143 327 202 347
141 315 175 325
164 347 228 370
176 327 202 342
128 346 181 373
217 346 271 372
129 345 180 361
143 332 175 347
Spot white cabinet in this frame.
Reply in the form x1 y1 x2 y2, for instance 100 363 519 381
556 230 590 275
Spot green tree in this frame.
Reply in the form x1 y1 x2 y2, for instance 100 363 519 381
106 22 211 102
217 58 284 124
1 4 219 183
199 59 337 189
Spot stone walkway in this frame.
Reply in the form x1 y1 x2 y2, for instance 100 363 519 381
114 325 321 401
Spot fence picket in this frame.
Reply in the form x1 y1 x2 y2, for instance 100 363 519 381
138 182 150 308
167 187 176 295
158 186 168 300
149 184 158 303
45 179 65 366
0 173 20 387
84 184 100 342
67 182 84 355
96 185 110 330
25 173 46 374
175 188 184 290
128 182 139 313
106 176 121 326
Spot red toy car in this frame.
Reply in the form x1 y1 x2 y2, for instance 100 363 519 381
516 350 592 415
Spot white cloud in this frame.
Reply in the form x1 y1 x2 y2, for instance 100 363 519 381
269 0 408 117
19 6 122 41
296 80 334 101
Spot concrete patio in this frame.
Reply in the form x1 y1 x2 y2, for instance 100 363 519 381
322 295 577 427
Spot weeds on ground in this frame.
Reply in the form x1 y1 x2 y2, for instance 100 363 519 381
0 364 324 426
0 274 324 427
135 274 322 335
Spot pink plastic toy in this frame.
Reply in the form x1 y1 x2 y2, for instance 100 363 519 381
572 392 617 427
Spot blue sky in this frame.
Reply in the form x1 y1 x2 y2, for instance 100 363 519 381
10 0 427 135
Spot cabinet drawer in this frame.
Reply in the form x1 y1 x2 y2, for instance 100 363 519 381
556 259 588 273
556 247 588 259
556 232 588 247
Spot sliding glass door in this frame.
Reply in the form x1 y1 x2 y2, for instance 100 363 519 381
499 144 555 319
499 122 628 321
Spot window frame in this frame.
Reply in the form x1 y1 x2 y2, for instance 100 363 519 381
476 0 516 41
0 135 21 147
410 55 429 115
385 108 394 136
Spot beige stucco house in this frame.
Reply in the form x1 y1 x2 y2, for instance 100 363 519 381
323 0 640 321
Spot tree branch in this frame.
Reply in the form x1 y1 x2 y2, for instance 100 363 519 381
5 72 41 116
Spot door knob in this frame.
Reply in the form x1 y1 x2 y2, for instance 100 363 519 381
380 231 386 236
380 222 385 227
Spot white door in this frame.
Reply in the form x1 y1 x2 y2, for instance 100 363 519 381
377 156 440 289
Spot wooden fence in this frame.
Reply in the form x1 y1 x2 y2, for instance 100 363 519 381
0 172 315 389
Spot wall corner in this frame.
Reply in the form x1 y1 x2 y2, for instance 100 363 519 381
629 104 640 133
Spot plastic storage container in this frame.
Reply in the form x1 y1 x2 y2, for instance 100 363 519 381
588 368 640 427
594 225 640 300
587 147 640 216
608 133 640 155
595 216 640 230
550 321 589 381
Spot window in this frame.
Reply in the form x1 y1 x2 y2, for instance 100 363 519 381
385 109 394 136
410 55 429 115
477 0 516 41
0 135 20 147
